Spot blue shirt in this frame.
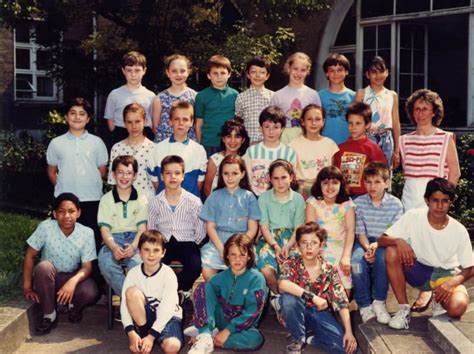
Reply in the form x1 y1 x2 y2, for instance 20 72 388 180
27 219 97 273
355 192 404 239
319 88 355 145
46 131 108 201
200 187 261 233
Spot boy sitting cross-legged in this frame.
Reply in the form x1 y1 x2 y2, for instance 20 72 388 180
351 162 403 323
121 230 183 354
98 155 148 297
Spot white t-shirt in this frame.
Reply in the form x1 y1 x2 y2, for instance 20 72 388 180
384 208 473 269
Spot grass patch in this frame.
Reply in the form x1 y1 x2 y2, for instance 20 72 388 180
0 212 41 303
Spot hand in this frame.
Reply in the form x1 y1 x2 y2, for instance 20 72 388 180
312 295 328 311
339 255 351 276
140 334 155 354
273 244 284 263
392 151 400 169
396 239 416 268
123 243 135 258
57 278 77 305
434 280 456 304
343 331 357 354
112 245 126 261
128 331 142 353
218 246 225 261
364 242 378 264
213 328 231 347
23 288 40 303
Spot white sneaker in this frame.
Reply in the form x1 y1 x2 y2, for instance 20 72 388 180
188 333 214 354
179 290 192 305
431 300 447 317
270 294 281 314
388 305 411 330
359 305 376 323
372 300 391 324
184 326 218 338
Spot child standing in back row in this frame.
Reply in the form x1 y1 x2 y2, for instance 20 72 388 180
152 54 197 143
271 52 321 144
355 56 401 170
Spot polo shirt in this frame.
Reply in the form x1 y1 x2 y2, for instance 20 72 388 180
46 131 108 202
97 186 148 233
147 136 207 197
27 219 97 273
355 192 403 239
194 85 238 147
258 189 305 230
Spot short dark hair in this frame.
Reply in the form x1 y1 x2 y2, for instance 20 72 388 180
138 230 166 250
223 234 256 268
323 53 350 72
122 51 147 69
346 101 372 125
259 106 286 128
219 118 250 156
66 97 92 117
311 166 350 203
424 178 456 201
301 104 325 135
112 155 138 174
161 155 185 174
365 55 388 73
169 100 194 121
245 56 271 74
295 222 327 244
363 161 390 181
405 89 444 127
52 193 81 211
207 55 232 73
123 102 146 123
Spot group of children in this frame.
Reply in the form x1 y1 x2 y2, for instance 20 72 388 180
21 49 472 354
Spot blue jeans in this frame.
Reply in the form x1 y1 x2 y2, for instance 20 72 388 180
279 293 346 354
367 130 394 168
351 240 388 308
98 231 142 295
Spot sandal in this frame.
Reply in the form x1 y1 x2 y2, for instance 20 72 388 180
35 317 58 335
411 291 433 312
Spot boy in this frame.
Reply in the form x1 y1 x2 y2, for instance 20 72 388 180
147 101 207 197
104 51 155 144
98 155 148 297
351 162 403 323
244 106 297 196
195 55 239 156
378 178 473 330
148 155 206 301
333 102 386 197
23 193 98 335
235 57 274 144
47 97 108 250
319 53 355 145
121 230 183 354
278 222 357 354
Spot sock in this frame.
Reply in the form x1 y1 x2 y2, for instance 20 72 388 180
373 299 385 305
399 303 410 311
44 310 57 322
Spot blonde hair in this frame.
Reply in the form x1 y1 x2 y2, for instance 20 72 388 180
284 52 312 75
165 54 192 74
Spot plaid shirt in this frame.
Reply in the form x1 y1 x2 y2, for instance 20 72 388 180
235 86 274 144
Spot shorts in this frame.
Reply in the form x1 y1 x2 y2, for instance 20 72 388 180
404 260 458 291
136 303 184 345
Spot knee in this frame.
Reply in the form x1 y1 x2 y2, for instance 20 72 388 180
385 246 398 264
374 249 386 267
161 337 182 354
446 292 469 318
125 286 142 303
280 292 303 311
34 261 56 279
75 280 99 305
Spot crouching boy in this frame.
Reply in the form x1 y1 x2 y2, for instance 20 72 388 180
121 230 183 354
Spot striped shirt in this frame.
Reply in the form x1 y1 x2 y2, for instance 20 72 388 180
244 142 297 196
355 192 403 239
235 86 274 143
399 129 452 179
148 189 206 244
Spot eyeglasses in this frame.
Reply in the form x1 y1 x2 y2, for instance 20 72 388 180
116 171 134 177
413 107 433 114
299 241 319 248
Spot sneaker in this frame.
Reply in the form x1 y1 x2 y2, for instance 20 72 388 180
359 305 376 323
372 300 391 324
114 310 122 323
286 338 304 354
388 305 411 330
179 290 192 305
184 326 218 338
431 300 447 317
188 333 214 354
270 294 281 314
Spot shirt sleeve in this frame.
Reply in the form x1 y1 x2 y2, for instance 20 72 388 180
258 193 270 226
199 193 218 223
26 221 47 251
194 200 207 244
355 201 366 235
247 193 262 221
194 91 205 118
81 227 97 262
120 269 136 332
151 268 180 335
456 226 474 269
147 198 160 231
97 197 112 230
146 145 160 183
278 258 296 282
136 196 149 226
313 91 322 106
46 139 58 166
107 145 118 185
104 92 115 120
198 146 208 182
384 210 412 241
96 137 109 167
293 195 305 227
235 93 243 117
325 265 349 311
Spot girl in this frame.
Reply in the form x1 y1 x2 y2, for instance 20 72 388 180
187 234 267 353
199 155 261 281
305 166 355 292
202 118 250 197
355 56 401 170
289 104 339 199
271 52 322 144
108 103 155 200
256 159 305 295
152 54 196 142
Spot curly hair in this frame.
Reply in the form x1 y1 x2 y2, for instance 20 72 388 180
405 89 444 127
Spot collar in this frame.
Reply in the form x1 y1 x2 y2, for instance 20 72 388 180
369 191 390 207
169 135 190 145
348 136 369 143
270 189 294 203
210 85 229 92
140 263 162 278
112 186 138 203
223 186 243 196
66 131 89 140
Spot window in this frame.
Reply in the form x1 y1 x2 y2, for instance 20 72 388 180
14 26 59 101
362 25 391 86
